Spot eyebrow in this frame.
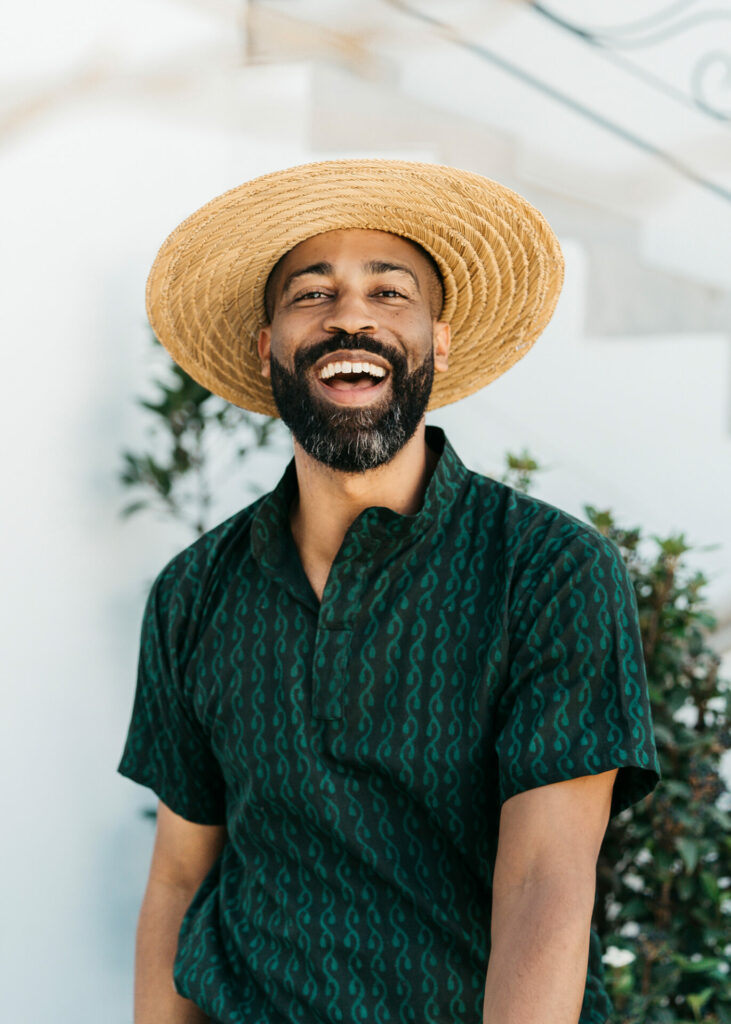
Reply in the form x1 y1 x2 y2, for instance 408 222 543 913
280 258 421 297
365 260 420 291
280 262 333 296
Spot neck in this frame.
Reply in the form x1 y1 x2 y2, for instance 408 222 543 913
289 422 438 571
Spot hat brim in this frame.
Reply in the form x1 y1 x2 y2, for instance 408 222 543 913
146 158 564 416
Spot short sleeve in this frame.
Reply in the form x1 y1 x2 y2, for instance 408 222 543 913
496 524 661 819
117 565 227 825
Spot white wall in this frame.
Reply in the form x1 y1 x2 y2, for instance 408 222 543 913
3 5 730 1021
1 96 307 1022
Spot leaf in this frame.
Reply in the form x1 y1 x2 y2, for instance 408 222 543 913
686 986 714 1020
673 953 722 973
709 807 731 831
120 500 149 518
660 779 692 800
653 533 693 558
699 870 720 902
652 723 677 746
695 611 718 629
676 837 701 873
583 505 615 534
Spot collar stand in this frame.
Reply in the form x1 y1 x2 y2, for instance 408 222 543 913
251 424 470 569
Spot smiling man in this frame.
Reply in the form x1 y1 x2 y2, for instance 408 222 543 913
258 227 452 602
117 159 661 1024
262 228 448 476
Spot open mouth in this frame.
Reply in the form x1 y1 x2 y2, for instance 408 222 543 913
315 366 391 404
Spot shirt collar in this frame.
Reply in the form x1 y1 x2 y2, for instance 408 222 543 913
251 424 471 581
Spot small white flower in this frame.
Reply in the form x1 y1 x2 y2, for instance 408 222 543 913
620 922 640 938
606 900 622 921
603 945 636 968
719 962 730 975
623 873 644 892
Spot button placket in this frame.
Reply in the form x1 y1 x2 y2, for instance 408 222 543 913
311 625 353 720
311 542 371 720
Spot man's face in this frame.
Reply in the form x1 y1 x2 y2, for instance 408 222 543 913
257 229 450 474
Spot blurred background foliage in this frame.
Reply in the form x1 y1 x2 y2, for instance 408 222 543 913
121 340 731 1023
120 336 284 536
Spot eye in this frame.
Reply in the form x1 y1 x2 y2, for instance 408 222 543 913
376 289 406 298
293 289 330 301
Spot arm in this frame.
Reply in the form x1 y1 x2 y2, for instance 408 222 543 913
134 799 228 1024
482 768 618 1024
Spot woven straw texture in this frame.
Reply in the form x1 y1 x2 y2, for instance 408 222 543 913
146 158 564 417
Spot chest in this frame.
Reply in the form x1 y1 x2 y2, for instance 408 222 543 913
187 558 508 824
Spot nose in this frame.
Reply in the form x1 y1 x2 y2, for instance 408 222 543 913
322 289 377 336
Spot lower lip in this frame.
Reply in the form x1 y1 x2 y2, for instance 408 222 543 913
315 374 391 405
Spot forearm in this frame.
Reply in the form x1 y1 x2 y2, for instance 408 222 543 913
482 877 593 1024
134 877 210 1024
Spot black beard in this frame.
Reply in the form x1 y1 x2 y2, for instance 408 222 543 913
267 331 435 473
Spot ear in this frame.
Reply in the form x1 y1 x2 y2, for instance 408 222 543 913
433 320 450 373
257 327 271 379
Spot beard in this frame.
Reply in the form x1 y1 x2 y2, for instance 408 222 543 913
268 330 435 473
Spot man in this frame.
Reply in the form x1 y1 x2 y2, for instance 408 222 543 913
117 159 660 1024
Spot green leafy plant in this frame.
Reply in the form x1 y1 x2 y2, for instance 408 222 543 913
121 356 731 1022
119 334 285 535
590 515 731 1024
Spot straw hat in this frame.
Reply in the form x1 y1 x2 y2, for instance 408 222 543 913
146 158 564 417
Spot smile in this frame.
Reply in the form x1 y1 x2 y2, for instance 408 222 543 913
315 371 391 406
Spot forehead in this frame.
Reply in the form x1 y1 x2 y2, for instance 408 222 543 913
275 228 427 274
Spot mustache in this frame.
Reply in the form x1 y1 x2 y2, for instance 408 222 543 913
296 332 400 371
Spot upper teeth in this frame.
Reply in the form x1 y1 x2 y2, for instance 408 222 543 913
318 360 387 380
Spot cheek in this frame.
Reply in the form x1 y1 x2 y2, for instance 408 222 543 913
394 313 438 354
386 306 432 332
271 308 321 341
267 317 303 351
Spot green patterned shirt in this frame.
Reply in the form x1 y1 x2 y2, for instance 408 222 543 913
117 423 660 1024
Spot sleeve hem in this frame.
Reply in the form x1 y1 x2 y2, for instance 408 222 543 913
499 754 661 817
116 764 227 826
